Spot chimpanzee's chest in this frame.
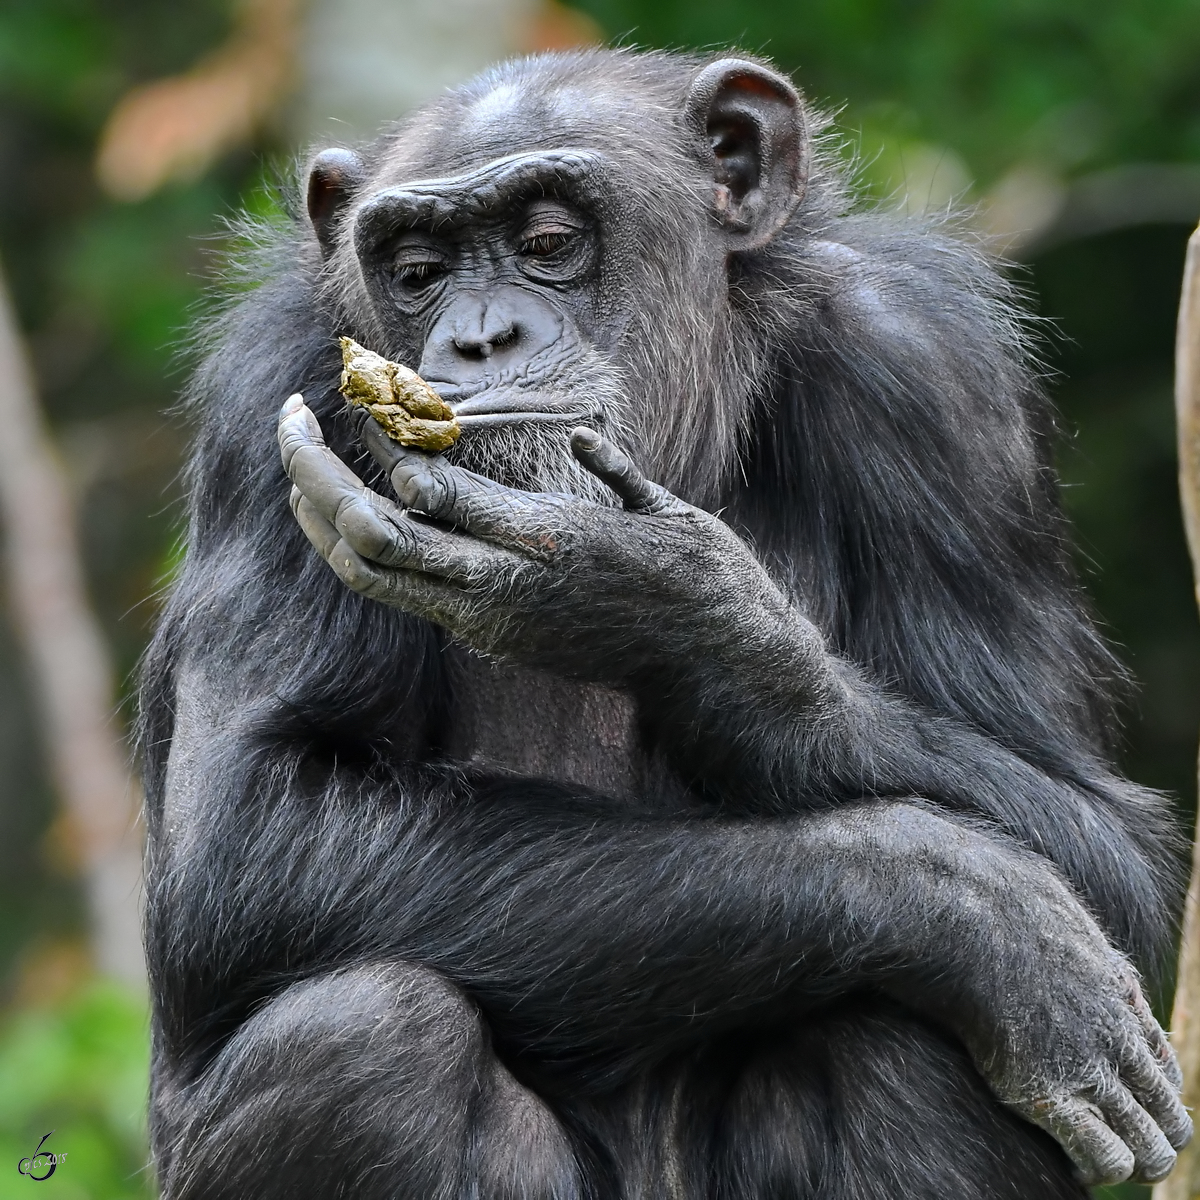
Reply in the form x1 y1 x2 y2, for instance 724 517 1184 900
443 644 644 801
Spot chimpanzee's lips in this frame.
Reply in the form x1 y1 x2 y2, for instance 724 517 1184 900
426 380 485 405
455 410 595 428
429 381 599 428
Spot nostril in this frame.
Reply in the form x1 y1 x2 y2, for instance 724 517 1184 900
453 337 489 361
453 324 519 360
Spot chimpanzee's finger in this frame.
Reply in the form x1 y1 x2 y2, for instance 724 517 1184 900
279 397 373 521
283 397 521 581
322 534 477 631
1084 1076 1178 1184
1126 978 1184 1092
1118 1033 1193 1152
354 406 415 474
570 428 677 514
1025 1096 1135 1186
283 400 413 552
293 464 519 584
364 434 562 559
340 493 522 581
291 489 342 561
294 488 437 575
278 394 333 467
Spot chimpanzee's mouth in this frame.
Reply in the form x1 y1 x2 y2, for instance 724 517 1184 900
426 380 488 405
455 411 597 428
429 381 600 429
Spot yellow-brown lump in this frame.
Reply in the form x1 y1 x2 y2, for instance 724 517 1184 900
338 336 462 452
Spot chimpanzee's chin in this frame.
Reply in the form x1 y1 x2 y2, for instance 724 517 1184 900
445 361 635 502
445 420 624 504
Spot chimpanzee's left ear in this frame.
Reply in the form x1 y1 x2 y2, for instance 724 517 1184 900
307 147 366 259
684 58 807 251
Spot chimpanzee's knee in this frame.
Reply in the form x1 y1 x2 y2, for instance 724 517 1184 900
154 962 580 1200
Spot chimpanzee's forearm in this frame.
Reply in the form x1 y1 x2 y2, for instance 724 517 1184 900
636 607 1177 968
152 686 1110 1088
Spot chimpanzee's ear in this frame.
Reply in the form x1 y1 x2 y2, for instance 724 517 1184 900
684 58 807 251
306 148 366 258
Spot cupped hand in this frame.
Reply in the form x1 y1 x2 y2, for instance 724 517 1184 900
277 394 788 683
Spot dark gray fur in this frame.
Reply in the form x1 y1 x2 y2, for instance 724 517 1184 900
139 47 1189 1198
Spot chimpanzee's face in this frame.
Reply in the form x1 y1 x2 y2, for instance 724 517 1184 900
351 149 620 451
307 56 808 499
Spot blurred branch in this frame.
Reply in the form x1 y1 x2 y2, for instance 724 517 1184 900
979 163 1200 258
0 259 143 988
95 0 301 202
1154 219 1200 1200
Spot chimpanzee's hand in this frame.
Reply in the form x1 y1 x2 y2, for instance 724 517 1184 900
941 851 1191 1187
278 395 817 689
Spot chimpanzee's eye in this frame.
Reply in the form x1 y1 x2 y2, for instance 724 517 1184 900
396 261 444 285
391 242 450 290
514 202 591 282
519 229 574 258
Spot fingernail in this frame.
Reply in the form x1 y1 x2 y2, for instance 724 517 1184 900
281 393 305 415
571 427 601 450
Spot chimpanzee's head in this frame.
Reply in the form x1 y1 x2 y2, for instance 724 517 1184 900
306 50 808 503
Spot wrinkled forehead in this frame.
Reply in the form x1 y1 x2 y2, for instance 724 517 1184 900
457 79 651 150
348 72 703 257
354 149 612 254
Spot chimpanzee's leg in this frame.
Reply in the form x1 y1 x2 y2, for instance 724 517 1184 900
151 962 583 1200
570 998 1087 1200
712 999 1088 1200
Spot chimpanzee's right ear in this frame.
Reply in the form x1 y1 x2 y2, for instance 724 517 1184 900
306 148 366 258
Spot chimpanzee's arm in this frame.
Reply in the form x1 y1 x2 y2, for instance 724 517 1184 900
154 637 1185 1187
279 398 1175 974
267 400 1189 1182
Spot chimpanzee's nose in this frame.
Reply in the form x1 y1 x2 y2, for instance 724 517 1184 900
453 310 517 359
418 287 564 386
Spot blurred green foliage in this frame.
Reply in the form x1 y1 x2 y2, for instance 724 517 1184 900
0 1 1198 1198
0 981 151 1199
577 0 1200 188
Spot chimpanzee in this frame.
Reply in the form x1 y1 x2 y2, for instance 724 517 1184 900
139 47 1191 1199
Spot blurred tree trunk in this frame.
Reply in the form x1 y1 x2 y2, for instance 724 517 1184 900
1155 220 1200 1200
0 260 143 988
